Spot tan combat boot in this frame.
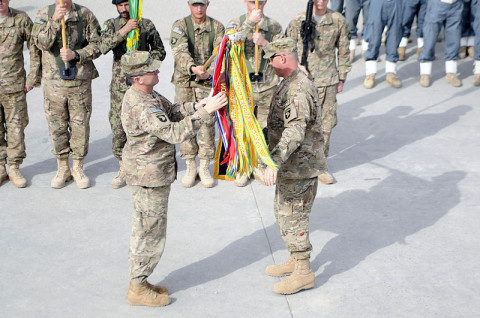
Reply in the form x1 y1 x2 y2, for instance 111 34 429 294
181 159 197 188
126 281 170 307
72 159 90 189
112 160 126 189
8 164 27 188
273 258 315 295
318 172 334 184
266 255 295 277
198 159 214 188
51 158 72 189
234 172 249 187
473 74 480 86
386 72 402 88
0 164 8 185
397 47 406 61
459 46 467 59
363 74 375 89
467 46 474 58
446 73 462 87
420 75 431 87
416 47 422 56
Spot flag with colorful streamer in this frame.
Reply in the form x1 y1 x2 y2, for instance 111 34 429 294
126 0 143 52
212 30 277 181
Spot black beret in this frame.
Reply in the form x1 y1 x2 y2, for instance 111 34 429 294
112 0 128 4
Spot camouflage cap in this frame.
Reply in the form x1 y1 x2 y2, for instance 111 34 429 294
263 37 298 59
189 0 209 4
121 51 162 75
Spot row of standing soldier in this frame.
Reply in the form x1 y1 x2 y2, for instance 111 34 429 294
330 0 480 88
0 0 351 189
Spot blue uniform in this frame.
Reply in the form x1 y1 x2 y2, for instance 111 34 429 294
364 0 402 62
461 0 475 38
330 0 345 13
345 0 371 39
418 0 464 62
402 0 427 39
474 0 480 61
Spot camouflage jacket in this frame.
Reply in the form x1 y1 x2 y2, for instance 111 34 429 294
32 4 101 85
0 8 42 94
267 69 326 179
99 17 166 93
170 15 224 88
226 14 283 93
286 10 351 87
121 85 213 187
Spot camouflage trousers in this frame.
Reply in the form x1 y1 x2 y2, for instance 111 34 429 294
128 184 171 280
274 177 318 260
317 85 339 158
254 86 277 130
109 88 127 160
43 80 92 160
175 86 215 160
0 91 28 165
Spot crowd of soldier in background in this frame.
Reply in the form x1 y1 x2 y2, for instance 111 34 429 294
1 0 479 190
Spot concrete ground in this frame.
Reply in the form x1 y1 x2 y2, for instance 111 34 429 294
1 1 479 317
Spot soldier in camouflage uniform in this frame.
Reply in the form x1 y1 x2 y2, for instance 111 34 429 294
32 0 101 189
226 0 284 187
121 51 227 307
286 0 351 184
263 38 326 295
0 0 41 188
99 0 166 189
170 0 225 188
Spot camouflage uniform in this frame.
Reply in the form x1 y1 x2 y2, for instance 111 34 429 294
32 4 101 160
170 15 224 160
99 17 166 160
0 8 41 166
226 14 283 129
267 68 326 260
286 10 351 158
122 85 213 281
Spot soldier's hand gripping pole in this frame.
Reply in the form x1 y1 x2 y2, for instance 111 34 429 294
59 0 76 80
300 0 315 72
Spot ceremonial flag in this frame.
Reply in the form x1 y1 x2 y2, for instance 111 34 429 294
127 0 143 51
213 30 277 181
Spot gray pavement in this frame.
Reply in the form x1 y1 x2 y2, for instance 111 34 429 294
1 1 480 317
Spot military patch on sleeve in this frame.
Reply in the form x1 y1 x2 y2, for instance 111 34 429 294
172 27 184 35
284 106 298 122
226 23 237 30
35 17 46 24
171 37 178 45
150 107 168 123
101 23 108 31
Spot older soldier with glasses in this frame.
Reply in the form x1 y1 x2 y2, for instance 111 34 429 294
121 51 227 307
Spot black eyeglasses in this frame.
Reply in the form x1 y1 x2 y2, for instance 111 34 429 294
269 54 284 62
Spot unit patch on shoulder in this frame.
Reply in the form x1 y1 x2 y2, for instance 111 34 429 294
101 23 108 31
35 17 46 24
171 37 178 45
150 107 168 123
172 27 184 35
226 23 238 30
284 105 298 122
